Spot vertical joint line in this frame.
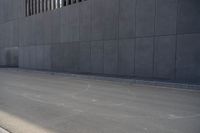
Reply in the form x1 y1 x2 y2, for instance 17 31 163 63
174 0 179 80
134 0 138 75
152 0 157 77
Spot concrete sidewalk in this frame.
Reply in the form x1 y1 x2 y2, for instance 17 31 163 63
0 127 9 133
0 68 200 133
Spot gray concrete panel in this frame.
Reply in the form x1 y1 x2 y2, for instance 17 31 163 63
18 18 27 46
22 47 25 68
1 23 11 47
135 37 154 77
0 49 2 66
51 44 64 72
35 46 44 70
176 34 200 83
177 15 200 34
0 49 2 65
19 47 24 68
60 8 70 43
91 41 104 74
51 10 61 43
63 43 80 73
0 25 4 47
13 0 19 19
118 39 135 76
2 48 6 66
24 18 33 46
79 42 91 73
34 14 45 45
154 36 176 79
104 40 118 75
79 1 91 41
0 48 6 66
0 24 5 47
2 0 9 22
0 26 2 47
155 0 177 35
18 0 25 19
29 17 36 45
43 45 51 70
26 46 31 68
91 0 105 40
0 49 1 65
177 0 200 34
43 12 52 44
136 0 156 37
103 0 119 40
5 47 18 67
61 6 79 43
68 6 80 42
7 0 14 20
1 22 9 47
178 0 200 16
12 20 19 47
18 47 23 68
7 22 13 47
119 0 136 39
0 1 2 23
27 46 31 68
23 47 29 68
51 45 59 71
29 46 36 69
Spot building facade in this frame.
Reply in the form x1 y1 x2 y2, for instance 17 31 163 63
0 0 200 83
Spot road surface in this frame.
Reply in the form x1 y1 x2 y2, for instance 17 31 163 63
0 69 200 133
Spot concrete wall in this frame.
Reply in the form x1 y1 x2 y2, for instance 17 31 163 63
0 0 23 67
0 0 200 84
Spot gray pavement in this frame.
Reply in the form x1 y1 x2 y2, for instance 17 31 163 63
0 127 9 133
0 69 200 133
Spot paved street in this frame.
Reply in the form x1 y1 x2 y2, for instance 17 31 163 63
0 69 200 133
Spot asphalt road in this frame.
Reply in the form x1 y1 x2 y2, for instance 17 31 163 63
0 69 200 133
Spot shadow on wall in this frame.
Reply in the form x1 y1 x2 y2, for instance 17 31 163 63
0 47 18 67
